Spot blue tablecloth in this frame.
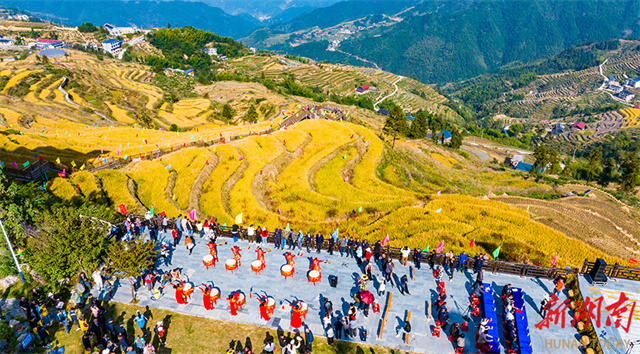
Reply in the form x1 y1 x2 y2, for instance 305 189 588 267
481 283 501 353
512 288 533 354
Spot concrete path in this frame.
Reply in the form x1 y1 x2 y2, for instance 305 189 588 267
374 76 403 111
100 231 583 353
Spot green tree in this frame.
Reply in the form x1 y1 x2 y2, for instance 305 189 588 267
429 114 444 143
586 148 602 182
598 157 617 187
382 106 407 148
244 104 258 122
104 235 156 300
407 111 428 139
26 206 107 290
222 103 235 122
547 148 561 174
78 22 98 33
449 126 463 149
619 153 640 193
531 145 549 176
0 167 37 247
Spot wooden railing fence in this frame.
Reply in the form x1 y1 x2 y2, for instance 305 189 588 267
126 215 631 281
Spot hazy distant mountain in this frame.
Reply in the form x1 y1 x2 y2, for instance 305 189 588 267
3 0 258 38
200 0 341 21
245 0 640 83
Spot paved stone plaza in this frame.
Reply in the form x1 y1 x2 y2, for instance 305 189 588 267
95 231 613 353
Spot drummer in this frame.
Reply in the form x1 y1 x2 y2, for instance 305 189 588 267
257 295 271 321
290 301 304 328
174 280 187 305
310 257 323 272
284 252 296 268
206 241 219 266
231 245 242 266
256 246 266 270
228 294 239 316
199 285 213 310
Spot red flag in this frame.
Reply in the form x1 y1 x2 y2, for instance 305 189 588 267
381 235 389 246
350 134 353 139
159 211 167 217
283 139 286 144
205 160 209 165
144 139 148 144
118 204 128 215
183 143 186 147
470 239 475 248
39 155 44 161
57 172 64 177
630 258 637 264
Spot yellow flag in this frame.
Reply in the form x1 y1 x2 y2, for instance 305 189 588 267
56 157 60 164
80 164 85 170
71 161 76 167
235 213 243 224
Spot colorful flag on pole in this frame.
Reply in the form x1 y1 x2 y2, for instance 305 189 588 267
150 206 154 217
436 240 444 253
118 204 128 215
470 239 475 248
434 208 442 213
331 228 338 241
22 161 30 168
165 164 172 169
278 206 282 214
285 223 290 232
630 258 638 264
62 169 66 177
56 157 60 164
343 153 347 159
422 246 429 254
188 209 197 221
234 213 243 224
11 162 17 169
381 234 389 246
358 206 362 213
492 247 501 259
488 190 492 197
551 253 557 267
80 164 85 170
437 190 441 197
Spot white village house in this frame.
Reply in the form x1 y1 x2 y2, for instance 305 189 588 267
102 38 122 55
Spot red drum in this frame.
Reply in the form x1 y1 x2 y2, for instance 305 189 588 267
235 292 246 307
308 270 321 285
210 288 220 303
251 260 263 274
226 259 238 272
281 264 294 279
266 297 276 315
299 302 308 317
203 255 214 269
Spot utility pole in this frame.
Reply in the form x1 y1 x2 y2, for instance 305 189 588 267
0 219 25 282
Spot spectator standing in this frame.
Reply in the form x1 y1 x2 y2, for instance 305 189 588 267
400 246 410 266
413 248 423 269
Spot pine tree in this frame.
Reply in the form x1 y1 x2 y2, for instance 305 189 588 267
407 111 428 139
598 157 617 187
244 104 258 122
586 148 602 182
449 126 463 149
383 106 407 148
619 153 640 193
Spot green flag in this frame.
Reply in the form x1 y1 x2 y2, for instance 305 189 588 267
493 247 501 259
150 206 154 217
285 223 290 232
222 223 226 227
358 206 362 213
22 161 30 167
422 246 429 254
343 153 347 159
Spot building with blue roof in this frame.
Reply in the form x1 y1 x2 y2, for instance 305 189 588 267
437 129 452 143
102 38 122 55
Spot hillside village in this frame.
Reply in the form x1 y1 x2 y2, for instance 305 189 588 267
0 7 640 354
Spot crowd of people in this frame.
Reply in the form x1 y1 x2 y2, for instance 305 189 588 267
14 211 561 354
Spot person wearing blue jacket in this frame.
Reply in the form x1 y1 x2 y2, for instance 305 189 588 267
458 252 468 272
